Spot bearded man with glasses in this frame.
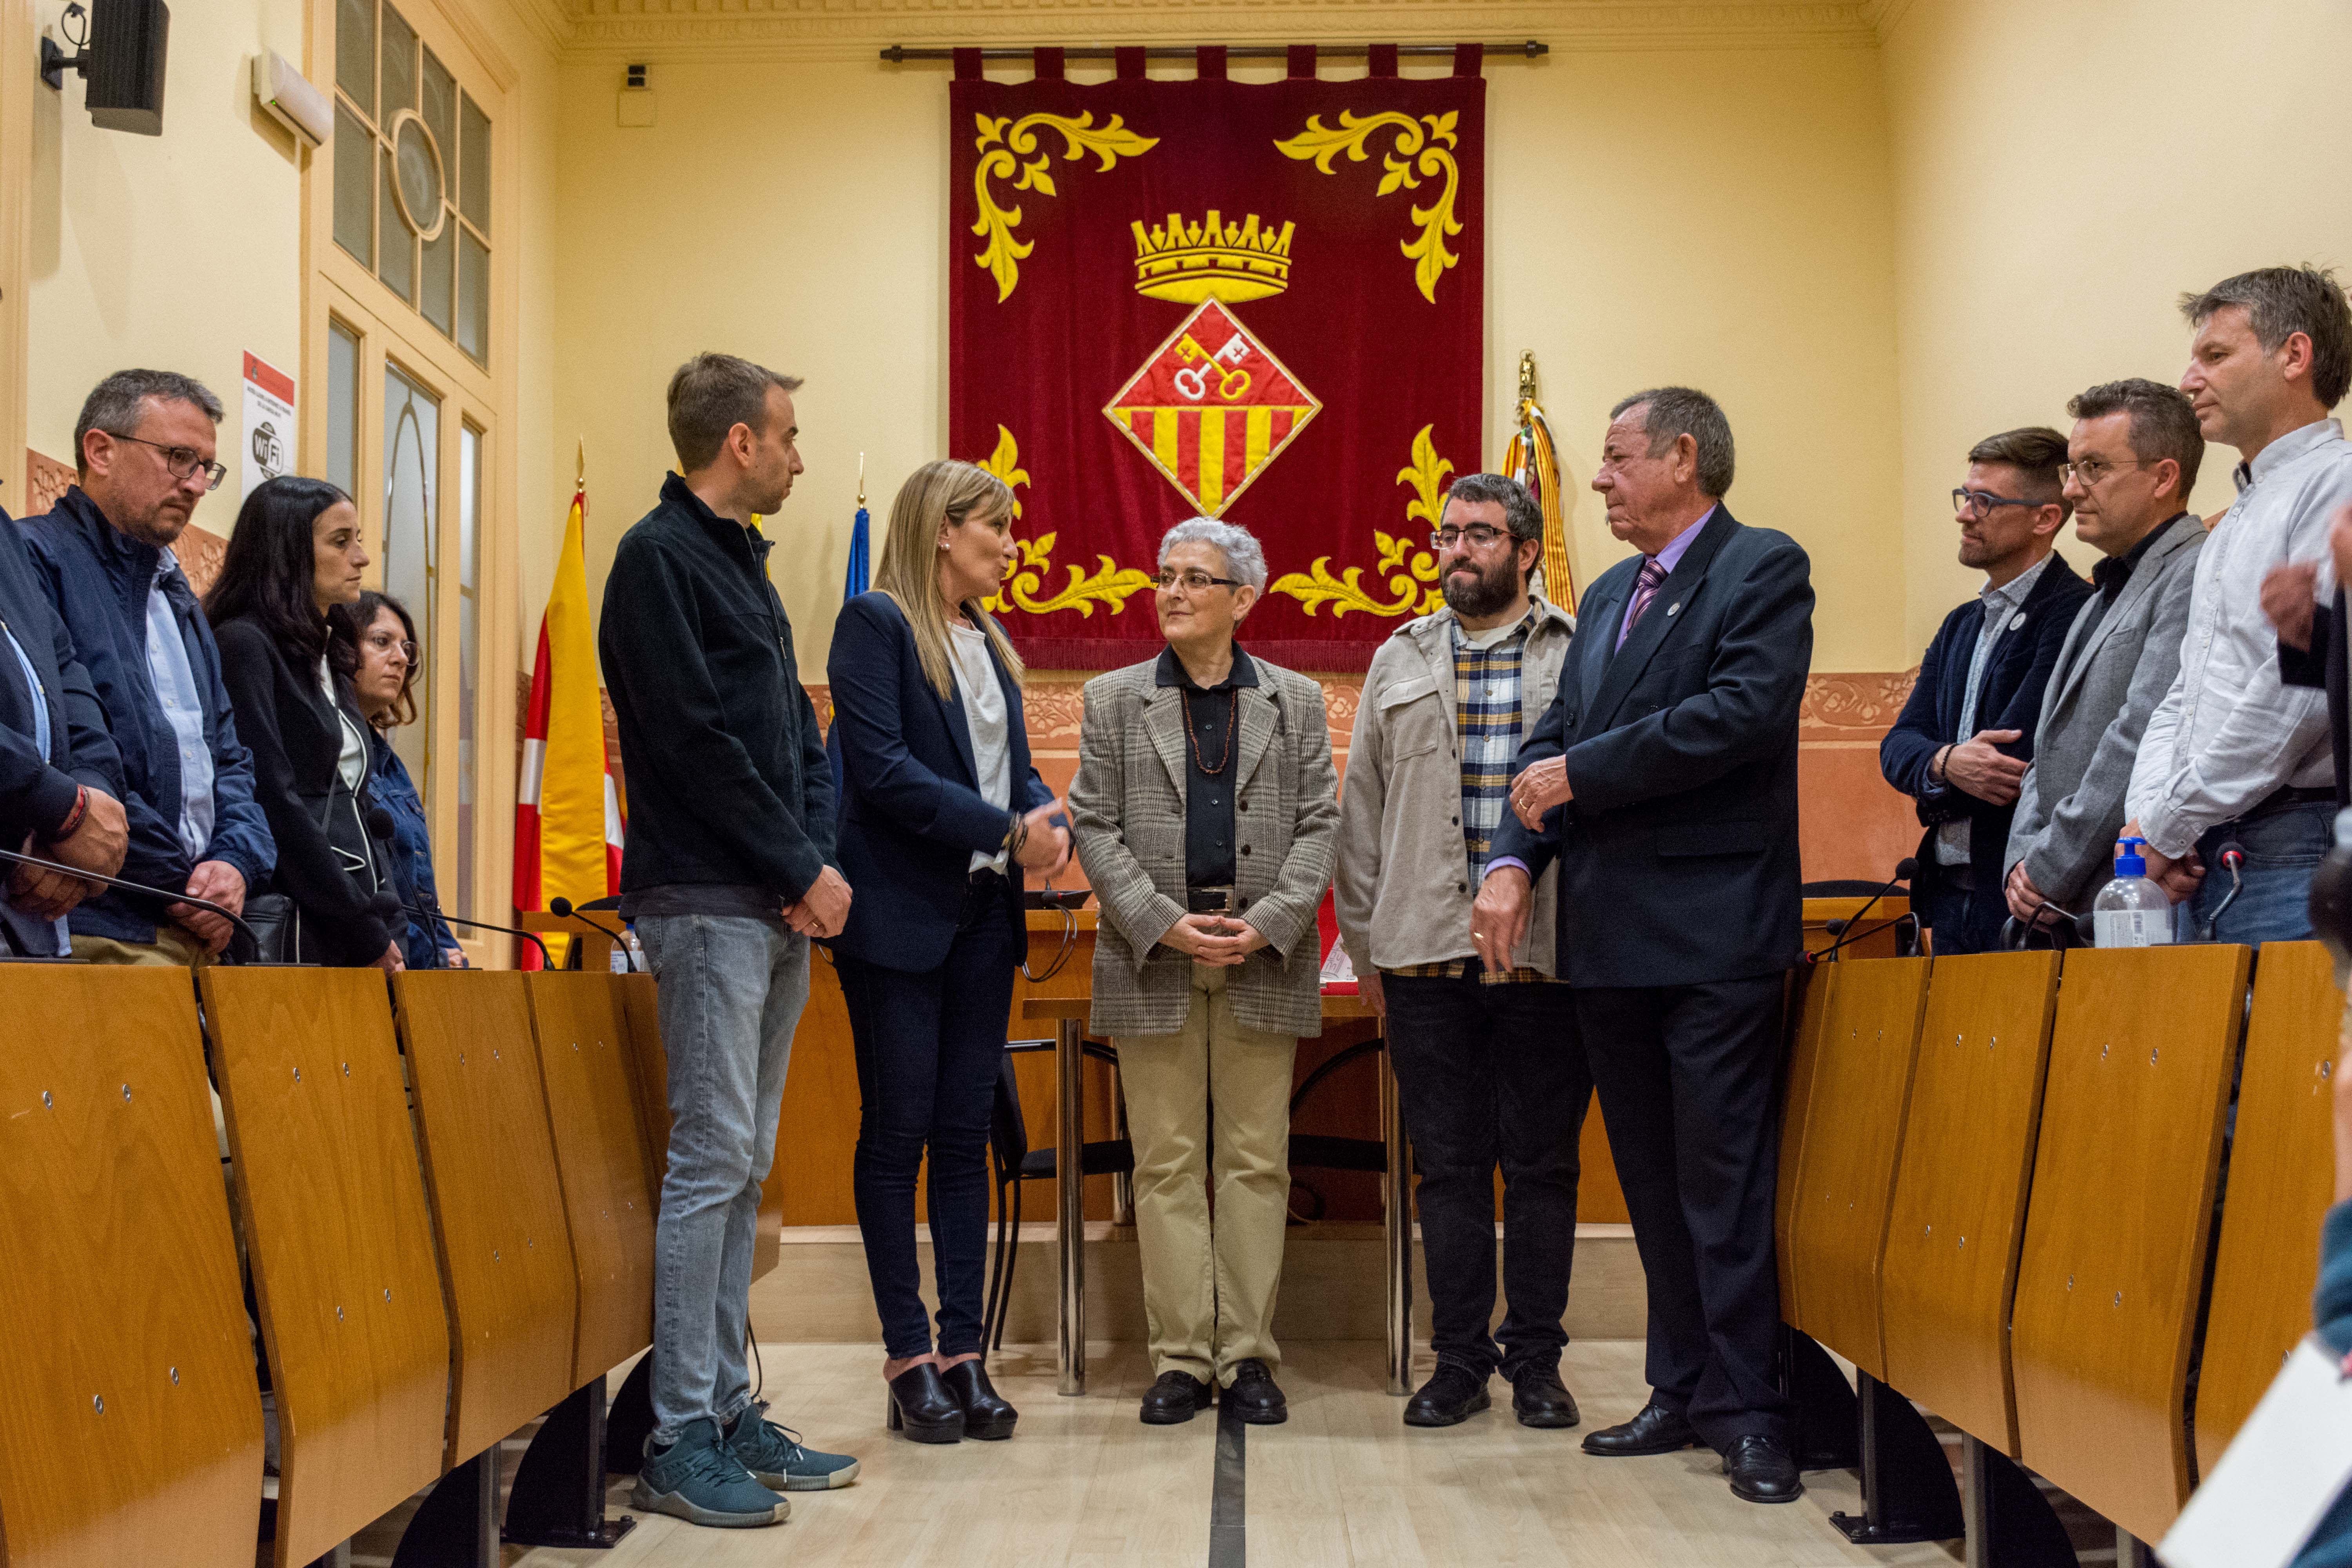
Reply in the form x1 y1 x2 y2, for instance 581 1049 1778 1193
1069 517 1338 1428
24 370 273 965
1880 426 2090 954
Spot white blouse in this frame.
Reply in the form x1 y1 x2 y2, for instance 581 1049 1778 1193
948 619 1013 873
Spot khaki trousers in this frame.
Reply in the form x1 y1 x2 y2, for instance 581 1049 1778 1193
70 928 211 967
1116 963 1298 1386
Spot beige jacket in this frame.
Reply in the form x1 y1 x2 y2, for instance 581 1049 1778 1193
1069 652 1339 1039
1334 597 1576 979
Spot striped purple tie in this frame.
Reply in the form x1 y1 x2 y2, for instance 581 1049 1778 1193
1615 556 1668 650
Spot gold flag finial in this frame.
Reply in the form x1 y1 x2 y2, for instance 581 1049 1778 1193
857 450 866 509
576 437 586 488
1517 350 1537 409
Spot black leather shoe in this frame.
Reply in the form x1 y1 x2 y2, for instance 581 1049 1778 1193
1224 1359 1289 1425
940 1359 1018 1441
1139 1370 1213 1425
1403 1364 1491 1427
1508 1363 1581 1429
1723 1434 1803 1503
886 1364 965 1444
1579 1400 1698 1456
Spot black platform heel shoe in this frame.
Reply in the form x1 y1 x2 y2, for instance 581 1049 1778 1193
940 1358 1018 1441
885 1364 966 1444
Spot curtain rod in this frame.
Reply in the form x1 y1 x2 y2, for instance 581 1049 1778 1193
879 42 1548 62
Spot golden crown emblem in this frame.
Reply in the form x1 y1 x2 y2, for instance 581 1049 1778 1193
1131 211 1295 304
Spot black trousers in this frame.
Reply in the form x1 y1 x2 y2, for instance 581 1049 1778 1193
1573 975 1792 1450
1383 970 1590 1380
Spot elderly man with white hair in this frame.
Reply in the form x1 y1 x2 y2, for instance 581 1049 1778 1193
1069 517 1339 1428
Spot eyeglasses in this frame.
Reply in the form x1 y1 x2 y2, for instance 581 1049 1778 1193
360 632 417 662
1431 524 1513 550
2059 457 2147 488
1154 569 1244 594
1951 487 2045 521
110 433 227 491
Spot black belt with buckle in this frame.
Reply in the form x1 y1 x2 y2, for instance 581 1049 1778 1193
1185 884 1237 915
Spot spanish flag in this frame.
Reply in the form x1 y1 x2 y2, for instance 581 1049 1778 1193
513 481 622 967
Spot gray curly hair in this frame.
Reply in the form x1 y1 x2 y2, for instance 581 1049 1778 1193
1158 517 1267 591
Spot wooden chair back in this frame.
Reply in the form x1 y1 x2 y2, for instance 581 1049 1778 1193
392 972 581 1465
2194 941 2341 1474
1780 956 1933 1379
1879 949 2062 1454
0 968 262 1568
2010 944 2249 1544
524 972 658 1387
203 967 448 1568
1775 962 1837 1324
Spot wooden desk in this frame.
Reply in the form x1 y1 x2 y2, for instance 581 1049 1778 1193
1020 990 1407 1400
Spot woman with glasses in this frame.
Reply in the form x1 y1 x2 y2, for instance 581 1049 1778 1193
826 459 1068 1443
338 589 464 969
206 476 403 969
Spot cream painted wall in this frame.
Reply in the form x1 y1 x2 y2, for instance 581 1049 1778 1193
1882 0 2352 656
553 45 1906 673
25 0 307 497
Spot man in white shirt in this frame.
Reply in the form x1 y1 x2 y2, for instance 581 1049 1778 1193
2125 265 2352 943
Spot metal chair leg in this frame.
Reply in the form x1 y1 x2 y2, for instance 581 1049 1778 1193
1056 1016 1087 1395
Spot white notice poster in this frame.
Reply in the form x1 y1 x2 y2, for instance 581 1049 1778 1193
241 352 296 503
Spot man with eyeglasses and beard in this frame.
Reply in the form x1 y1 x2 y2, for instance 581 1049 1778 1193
1333 473 1588 1431
1881 428 2090 954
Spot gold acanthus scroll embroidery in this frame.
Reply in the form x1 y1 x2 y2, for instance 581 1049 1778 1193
975 426 1158 618
1268 424 1452 619
1274 111 1463 304
972 112 1159 303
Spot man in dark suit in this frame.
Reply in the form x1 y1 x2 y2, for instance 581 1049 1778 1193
1880 428 2091 954
1472 386 1813 1505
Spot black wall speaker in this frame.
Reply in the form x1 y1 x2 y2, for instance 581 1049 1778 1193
84 0 169 136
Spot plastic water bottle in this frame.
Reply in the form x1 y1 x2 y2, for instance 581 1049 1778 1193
2092 836 2176 947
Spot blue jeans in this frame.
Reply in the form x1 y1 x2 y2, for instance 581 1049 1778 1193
837 888 1018 1359
2179 800 2332 945
635 914 810 1445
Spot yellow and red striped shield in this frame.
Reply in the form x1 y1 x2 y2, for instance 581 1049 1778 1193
1103 299 1321 517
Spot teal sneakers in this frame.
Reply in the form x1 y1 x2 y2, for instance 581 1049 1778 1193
725 1403 862 1492
631 1418 788 1527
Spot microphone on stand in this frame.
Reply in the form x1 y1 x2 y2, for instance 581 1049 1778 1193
0 843 264 962
360 802 553 966
549 895 635 970
1804 857 1918 966
2201 840 2249 942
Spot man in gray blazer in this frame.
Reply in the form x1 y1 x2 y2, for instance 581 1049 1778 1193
2006 379 2207 927
1069 517 1338 1429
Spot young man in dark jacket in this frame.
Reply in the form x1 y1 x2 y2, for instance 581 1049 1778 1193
26 370 273 963
599 353 857 1528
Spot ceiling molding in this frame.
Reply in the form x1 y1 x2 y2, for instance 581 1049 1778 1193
558 1 1881 62
1859 0 1918 44
508 0 578 56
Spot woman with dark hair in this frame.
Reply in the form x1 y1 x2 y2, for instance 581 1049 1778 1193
337 588 463 969
206 475 401 969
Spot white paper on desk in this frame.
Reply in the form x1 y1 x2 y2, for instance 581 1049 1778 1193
2161 1336 2352 1568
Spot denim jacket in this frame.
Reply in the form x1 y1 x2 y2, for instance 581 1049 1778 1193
25 488 274 942
367 730 454 968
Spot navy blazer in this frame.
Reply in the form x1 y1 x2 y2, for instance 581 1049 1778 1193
1879 553 2091 939
826 592 1054 973
26 488 276 942
1488 506 1814 987
0 506 123 840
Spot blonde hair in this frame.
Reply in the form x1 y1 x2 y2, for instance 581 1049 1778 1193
873 458 1026 699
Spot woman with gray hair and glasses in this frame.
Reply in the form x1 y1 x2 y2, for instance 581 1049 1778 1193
1067 517 1339 1428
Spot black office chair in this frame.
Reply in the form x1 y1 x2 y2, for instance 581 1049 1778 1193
982 1038 1134 1359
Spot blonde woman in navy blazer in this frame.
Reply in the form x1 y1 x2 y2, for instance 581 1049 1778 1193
826 459 1068 1444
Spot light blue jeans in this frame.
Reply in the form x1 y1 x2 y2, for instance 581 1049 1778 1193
2178 800 2332 945
635 914 810 1446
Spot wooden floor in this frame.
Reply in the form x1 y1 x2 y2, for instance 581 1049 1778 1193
350 1341 1970 1567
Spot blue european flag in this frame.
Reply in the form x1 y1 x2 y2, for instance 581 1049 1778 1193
844 500 870 600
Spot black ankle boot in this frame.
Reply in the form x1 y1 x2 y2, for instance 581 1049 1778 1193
885 1364 965 1444
941 1359 1018 1440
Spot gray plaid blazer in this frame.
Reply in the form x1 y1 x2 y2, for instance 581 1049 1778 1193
1069 652 1339 1038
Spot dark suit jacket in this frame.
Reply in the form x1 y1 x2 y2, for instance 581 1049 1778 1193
2281 587 2350 810
1488 506 1814 987
0 506 122 842
826 591 1054 974
1879 554 2091 944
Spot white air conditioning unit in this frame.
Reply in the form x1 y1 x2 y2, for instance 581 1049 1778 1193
251 49 329 149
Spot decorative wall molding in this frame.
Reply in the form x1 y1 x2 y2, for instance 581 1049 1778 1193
559 0 1884 61
1800 667 1917 738
23 447 70 516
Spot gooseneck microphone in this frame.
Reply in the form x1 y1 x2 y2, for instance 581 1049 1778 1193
401 898 553 969
1804 857 1919 966
0 843 264 962
548 895 630 951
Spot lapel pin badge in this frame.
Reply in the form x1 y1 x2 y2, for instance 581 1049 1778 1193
2009 611 2027 631
1666 603 1681 616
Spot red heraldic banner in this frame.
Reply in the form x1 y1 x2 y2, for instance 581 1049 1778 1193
949 54 1486 672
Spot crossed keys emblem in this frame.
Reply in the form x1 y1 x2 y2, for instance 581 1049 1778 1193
1172 332 1253 402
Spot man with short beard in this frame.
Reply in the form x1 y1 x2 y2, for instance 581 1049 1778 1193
1333 472 1588 1430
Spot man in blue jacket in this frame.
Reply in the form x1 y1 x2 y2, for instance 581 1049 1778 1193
1880 427 2091 954
27 370 273 963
